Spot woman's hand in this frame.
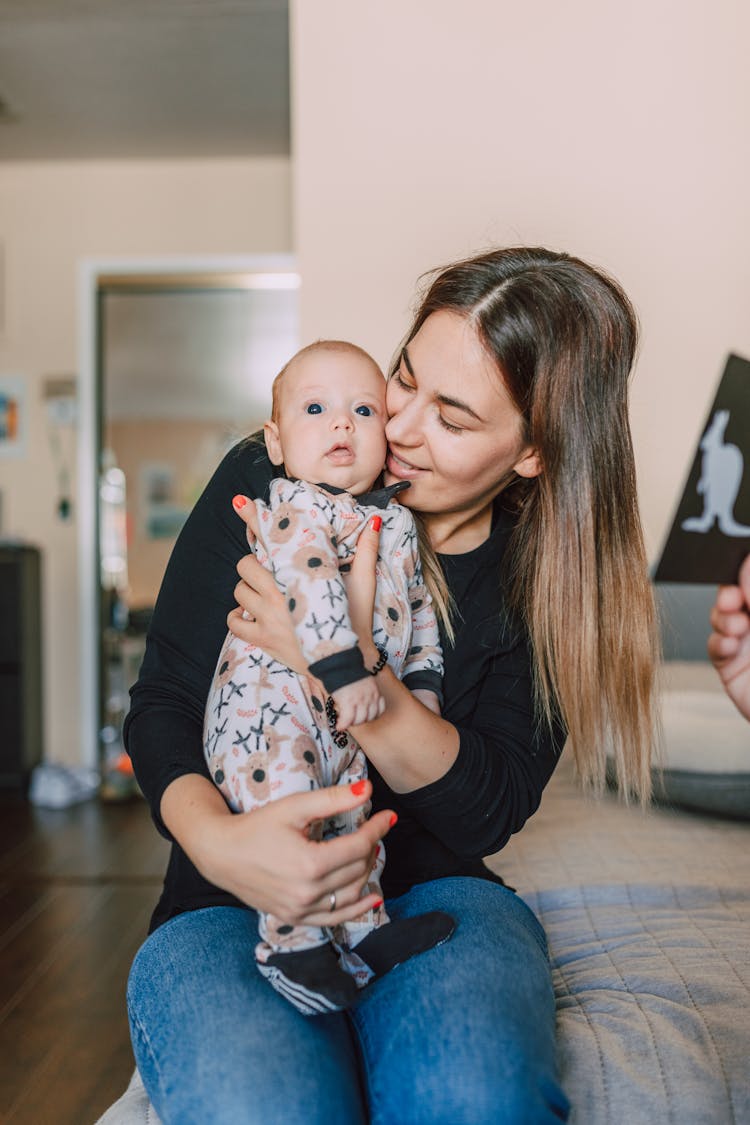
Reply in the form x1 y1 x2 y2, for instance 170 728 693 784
162 774 395 927
708 554 750 722
226 494 307 675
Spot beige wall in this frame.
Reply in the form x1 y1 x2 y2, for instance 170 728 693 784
0 157 291 765
291 0 750 559
4 5 749 765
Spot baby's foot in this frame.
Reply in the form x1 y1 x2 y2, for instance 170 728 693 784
353 912 456 978
257 943 358 1016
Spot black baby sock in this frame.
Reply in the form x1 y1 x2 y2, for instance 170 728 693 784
257 943 358 1016
353 911 456 978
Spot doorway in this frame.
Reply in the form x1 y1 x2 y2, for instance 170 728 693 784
78 256 299 772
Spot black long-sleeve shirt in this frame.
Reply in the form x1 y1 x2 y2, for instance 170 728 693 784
124 441 566 933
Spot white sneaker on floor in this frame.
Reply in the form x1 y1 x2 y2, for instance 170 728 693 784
28 764 100 809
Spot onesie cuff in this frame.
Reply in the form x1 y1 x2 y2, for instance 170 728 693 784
402 669 444 707
308 646 368 693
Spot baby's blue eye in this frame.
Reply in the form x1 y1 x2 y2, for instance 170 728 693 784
355 405 373 416
306 403 323 414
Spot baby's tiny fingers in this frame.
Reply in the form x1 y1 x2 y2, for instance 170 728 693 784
335 707 353 732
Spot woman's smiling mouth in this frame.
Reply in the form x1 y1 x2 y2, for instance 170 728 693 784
387 449 424 477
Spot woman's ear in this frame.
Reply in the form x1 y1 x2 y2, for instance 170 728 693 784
513 446 542 479
263 420 284 466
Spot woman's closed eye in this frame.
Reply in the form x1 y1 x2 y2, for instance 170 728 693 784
393 370 416 393
438 415 464 434
393 369 464 433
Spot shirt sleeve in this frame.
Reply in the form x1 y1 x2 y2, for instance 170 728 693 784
123 440 275 838
393 630 566 860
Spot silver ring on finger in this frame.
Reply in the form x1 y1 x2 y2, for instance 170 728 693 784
329 891 337 913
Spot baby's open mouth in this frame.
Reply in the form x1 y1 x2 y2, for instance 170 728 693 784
325 443 355 463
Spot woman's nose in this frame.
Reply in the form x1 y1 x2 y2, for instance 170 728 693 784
385 399 420 445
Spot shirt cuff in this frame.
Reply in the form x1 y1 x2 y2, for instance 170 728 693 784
402 669 444 707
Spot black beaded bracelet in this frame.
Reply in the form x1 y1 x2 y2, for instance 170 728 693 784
369 646 388 675
325 695 349 749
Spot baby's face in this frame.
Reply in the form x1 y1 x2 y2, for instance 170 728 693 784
265 350 388 494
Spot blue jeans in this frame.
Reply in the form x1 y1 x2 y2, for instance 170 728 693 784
127 877 569 1124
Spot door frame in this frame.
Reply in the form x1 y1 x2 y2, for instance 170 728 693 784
77 254 299 769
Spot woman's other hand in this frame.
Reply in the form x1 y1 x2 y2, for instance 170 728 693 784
161 775 394 926
708 554 750 722
232 492 258 547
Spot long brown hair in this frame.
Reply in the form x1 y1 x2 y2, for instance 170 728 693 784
395 247 660 802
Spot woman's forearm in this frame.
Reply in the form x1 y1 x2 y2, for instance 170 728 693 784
160 774 235 881
352 663 459 793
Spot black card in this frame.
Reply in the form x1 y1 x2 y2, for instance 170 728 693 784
653 353 750 585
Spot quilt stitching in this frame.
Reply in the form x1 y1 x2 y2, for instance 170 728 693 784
624 882 739 1125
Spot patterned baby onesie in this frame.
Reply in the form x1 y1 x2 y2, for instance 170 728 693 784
203 477 443 976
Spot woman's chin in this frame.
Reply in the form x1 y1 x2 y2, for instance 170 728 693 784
385 469 417 505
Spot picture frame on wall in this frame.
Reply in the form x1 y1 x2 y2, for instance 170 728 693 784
140 461 190 540
0 375 27 458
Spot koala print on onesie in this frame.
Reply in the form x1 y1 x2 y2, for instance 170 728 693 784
203 476 451 1015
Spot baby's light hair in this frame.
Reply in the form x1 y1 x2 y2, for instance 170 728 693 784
270 340 383 423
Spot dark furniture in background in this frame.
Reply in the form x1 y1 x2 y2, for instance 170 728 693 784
0 544 43 787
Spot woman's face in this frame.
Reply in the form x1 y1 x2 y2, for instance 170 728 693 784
384 310 540 530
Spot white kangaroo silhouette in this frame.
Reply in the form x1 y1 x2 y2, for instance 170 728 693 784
681 409 750 536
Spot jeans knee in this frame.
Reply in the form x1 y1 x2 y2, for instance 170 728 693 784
373 1059 568 1125
486 1071 569 1125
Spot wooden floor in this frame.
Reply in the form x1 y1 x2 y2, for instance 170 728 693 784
0 789 169 1125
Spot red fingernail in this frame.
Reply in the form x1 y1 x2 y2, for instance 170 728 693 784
372 899 383 910
370 516 382 532
389 813 398 827
232 495 247 510
351 780 367 796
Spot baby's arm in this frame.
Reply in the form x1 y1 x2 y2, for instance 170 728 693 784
259 481 385 721
398 521 444 703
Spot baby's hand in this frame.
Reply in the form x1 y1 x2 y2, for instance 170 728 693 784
331 677 386 730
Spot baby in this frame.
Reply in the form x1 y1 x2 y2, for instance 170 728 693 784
203 340 453 1015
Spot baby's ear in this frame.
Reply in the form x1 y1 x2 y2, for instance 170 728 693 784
264 420 284 466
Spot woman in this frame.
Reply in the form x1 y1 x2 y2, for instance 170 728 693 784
125 247 659 1124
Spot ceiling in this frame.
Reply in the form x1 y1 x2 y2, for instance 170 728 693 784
0 0 290 160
